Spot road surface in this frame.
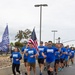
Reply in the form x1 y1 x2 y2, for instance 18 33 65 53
21 64 75 75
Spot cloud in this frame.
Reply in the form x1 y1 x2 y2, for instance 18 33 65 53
0 0 75 45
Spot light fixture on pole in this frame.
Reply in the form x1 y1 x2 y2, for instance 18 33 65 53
58 37 61 43
51 30 57 43
34 4 48 44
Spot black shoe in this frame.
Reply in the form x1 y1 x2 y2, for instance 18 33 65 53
44 67 47 71
50 72 54 75
30 67 32 71
55 73 57 75
25 72 27 75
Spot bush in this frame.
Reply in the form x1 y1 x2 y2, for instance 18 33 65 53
15 42 23 47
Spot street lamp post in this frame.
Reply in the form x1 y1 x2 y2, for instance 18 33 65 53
34 4 48 44
51 30 57 43
58 37 61 43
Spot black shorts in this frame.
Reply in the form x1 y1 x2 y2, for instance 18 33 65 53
55 59 60 64
69 56 74 59
38 58 44 64
24 59 27 62
60 58 64 63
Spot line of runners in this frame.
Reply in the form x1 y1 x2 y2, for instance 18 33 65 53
10 40 75 75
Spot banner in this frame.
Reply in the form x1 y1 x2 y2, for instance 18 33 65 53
0 25 9 52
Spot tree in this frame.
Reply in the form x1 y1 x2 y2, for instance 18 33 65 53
23 29 31 39
15 30 23 42
10 42 14 46
15 29 31 42
15 42 23 47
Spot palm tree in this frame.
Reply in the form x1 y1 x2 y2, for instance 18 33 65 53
15 29 31 42
23 29 31 39
15 30 23 42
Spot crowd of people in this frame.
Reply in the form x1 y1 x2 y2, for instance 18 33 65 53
10 40 75 75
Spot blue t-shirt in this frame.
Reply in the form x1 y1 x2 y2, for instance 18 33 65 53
60 47 66 59
24 47 29 59
11 52 22 64
27 48 37 63
55 51 60 60
67 48 71 53
70 50 75 58
21 46 26 52
38 46 47 59
45 46 58 63
64 50 69 59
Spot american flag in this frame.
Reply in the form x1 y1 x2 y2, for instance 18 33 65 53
28 28 38 51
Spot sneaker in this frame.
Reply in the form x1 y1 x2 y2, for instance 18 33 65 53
44 67 47 71
61 68 63 71
25 72 27 75
55 73 57 75
58 68 62 72
16 72 19 75
40 72 42 75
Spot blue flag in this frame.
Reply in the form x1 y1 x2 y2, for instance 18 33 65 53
0 25 9 51
31 28 37 41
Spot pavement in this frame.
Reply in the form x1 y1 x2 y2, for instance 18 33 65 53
0 61 75 75
21 64 75 75
58 64 75 75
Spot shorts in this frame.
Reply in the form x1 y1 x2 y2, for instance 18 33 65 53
28 62 36 68
60 58 64 63
38 58 44 64
55 59 60 64
24 59 27 62
46 62 54 69
69 56 74 59
65 58 68 61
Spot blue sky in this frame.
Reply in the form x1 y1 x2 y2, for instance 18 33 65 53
0 0 75 46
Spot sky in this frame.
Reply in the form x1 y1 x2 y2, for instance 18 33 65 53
0 0 75 46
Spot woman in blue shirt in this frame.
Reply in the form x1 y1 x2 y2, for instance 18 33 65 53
10 47 22 75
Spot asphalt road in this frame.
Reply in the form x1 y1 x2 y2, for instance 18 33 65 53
0 60 75 75
21 64 75 75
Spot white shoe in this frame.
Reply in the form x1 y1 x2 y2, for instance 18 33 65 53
16 72 19 75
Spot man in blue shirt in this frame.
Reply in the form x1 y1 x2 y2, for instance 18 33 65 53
65 45 70 67
55 43 61 75
24 43 29 75
38 41 46 75
26 41 38 75
21 43 26 53
45 41 57 75
69 47 75 65
21 42 28 75
60 44 66 69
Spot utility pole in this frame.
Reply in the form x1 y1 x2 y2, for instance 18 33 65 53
51 30 57 43
34 4 48 44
